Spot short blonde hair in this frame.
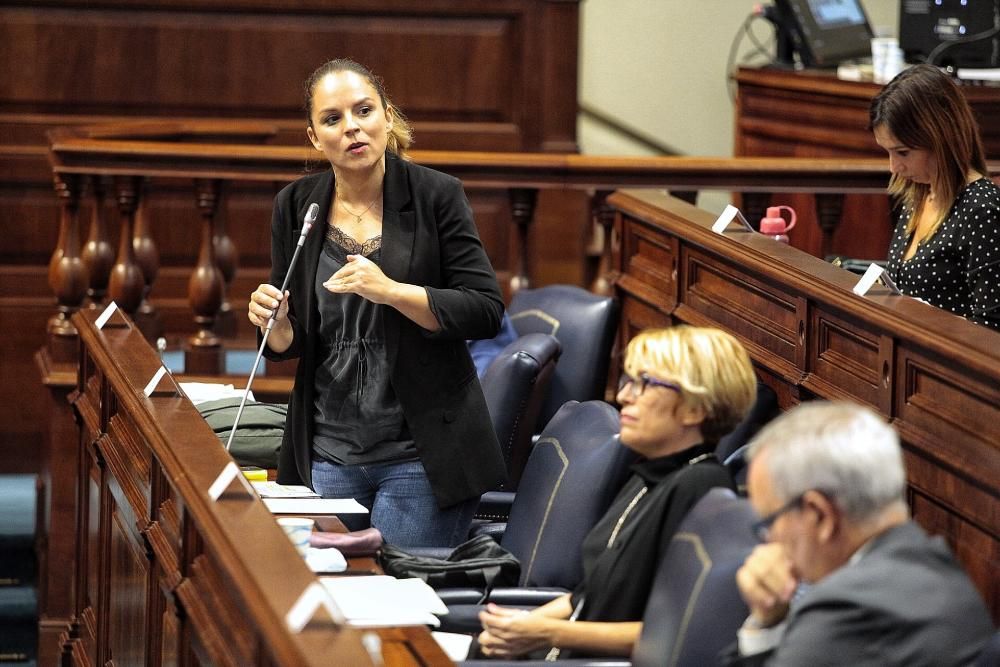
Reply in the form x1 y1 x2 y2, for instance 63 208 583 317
623 326 756 445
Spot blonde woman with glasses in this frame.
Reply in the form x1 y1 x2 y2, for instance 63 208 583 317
476 325 757 660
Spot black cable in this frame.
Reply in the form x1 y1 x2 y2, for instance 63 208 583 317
925 7 1000 67
726 13 778 104
745 16 776 60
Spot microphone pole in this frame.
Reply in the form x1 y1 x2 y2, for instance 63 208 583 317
226 202 320 452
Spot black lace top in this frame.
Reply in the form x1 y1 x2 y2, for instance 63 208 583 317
311 225 417 464
886 178 1000 329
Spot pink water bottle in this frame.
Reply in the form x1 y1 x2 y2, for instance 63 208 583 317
759 205 796 243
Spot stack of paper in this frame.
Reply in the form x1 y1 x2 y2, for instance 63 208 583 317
320 576 447 627
179 382 253 405
262 498 368 515
252 481 320 498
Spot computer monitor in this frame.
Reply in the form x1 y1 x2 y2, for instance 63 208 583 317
899 0 999 68
774 0 874 68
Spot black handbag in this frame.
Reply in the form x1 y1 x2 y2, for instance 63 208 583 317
378 534 521 592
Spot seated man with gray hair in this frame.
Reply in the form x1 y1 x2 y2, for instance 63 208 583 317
726 401 993 667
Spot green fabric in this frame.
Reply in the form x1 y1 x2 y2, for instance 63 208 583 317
197 398 287 469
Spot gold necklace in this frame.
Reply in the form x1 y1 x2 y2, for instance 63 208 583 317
338 194 380 224
607 486 648 548
605 451 714 549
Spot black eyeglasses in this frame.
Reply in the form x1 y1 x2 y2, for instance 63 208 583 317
751 493 805 542
617 372 682 400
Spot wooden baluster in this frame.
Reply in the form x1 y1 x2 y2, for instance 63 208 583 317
588 189 617 296
108 177 146 316
212 193 238 338
742 192 770 231
132 179 163 341
81 175 115 309
508 187 537 294
46 173 87 364
186 179 225 375
814 193 845 260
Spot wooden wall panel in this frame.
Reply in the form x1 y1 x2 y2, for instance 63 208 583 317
106 504 150 666
2 0 582 478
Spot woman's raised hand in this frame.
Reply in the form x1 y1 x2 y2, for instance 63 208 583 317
248 284 289 329
322 254 397 304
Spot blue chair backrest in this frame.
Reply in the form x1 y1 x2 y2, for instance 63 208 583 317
481 333 561 489
632 487 758 667
509 285 617 431
501 400 635 589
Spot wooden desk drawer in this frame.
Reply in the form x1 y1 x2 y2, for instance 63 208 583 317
805 306 890 413
678 247 804 380
618 216 678 309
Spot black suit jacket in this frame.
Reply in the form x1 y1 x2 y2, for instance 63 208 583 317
263 153 507 507
723 521 993 667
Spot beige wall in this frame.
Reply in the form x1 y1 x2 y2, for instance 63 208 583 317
578 0 900 159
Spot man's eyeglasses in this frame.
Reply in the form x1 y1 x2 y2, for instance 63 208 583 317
617 372 682 400
751 493 805 542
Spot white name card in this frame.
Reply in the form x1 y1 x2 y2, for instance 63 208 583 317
95 301 119 330
143 366 168 397
712 205 740 233
286 581 344 633
207 461 253 501
853 263 886 296
712 205 754 234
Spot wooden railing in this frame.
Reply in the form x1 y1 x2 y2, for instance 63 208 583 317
66 306 449 666
608 190 1000 623
45 120 901 376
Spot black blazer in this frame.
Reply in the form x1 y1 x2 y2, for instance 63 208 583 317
263 153 508 508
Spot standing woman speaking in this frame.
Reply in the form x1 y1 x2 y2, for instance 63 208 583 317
870 64 1000 329
248 59 507 547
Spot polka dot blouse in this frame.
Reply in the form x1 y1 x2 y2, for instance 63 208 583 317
886 178 1000 330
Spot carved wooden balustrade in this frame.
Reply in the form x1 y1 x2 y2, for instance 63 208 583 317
47 121 901 376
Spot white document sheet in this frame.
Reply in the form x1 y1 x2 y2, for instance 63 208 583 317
320 576 447 627
263 498 368 515
432 631 475 661
180 382 254 405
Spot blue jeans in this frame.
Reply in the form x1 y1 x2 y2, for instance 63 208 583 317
310 457 478 548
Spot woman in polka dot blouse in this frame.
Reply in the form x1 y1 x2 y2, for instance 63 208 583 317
869 64 1000 330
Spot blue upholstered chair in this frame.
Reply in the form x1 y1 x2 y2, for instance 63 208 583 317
629 487 757 667
461 487 758 666
974 631 1000 667
508 285 618 432
0 475 39 664
716 381 780 490
480 333 561 491
438 401 633 629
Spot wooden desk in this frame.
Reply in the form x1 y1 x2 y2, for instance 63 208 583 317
734 67 1000 259
608 189 1000 623
61 308 450 666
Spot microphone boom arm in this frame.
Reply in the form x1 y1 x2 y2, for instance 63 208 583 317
225 203 319 452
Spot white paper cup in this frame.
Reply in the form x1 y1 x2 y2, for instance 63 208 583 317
277 517 314 556
872 37 903 84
